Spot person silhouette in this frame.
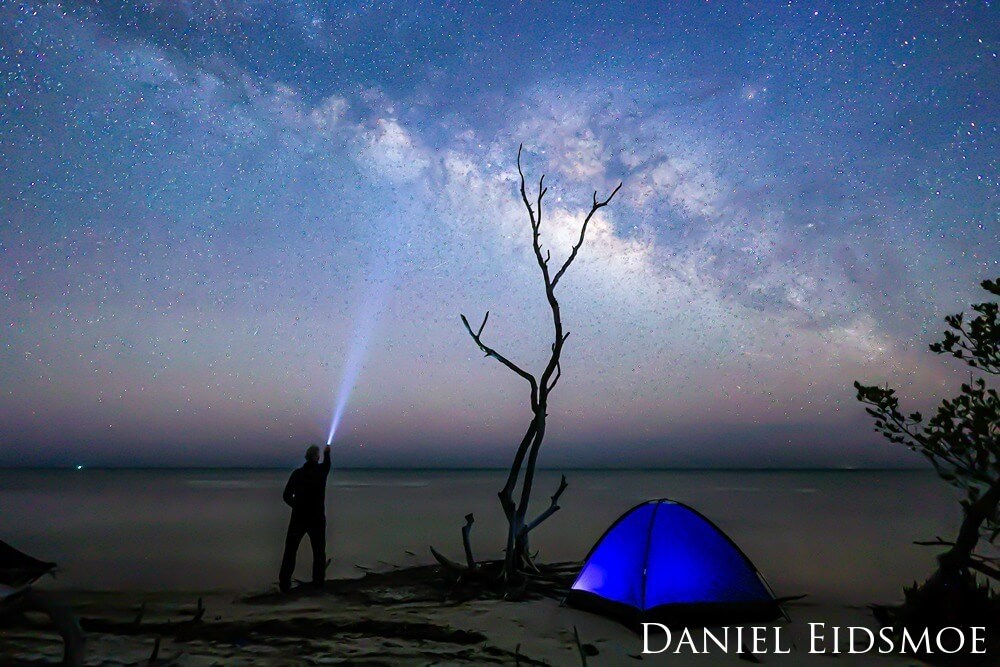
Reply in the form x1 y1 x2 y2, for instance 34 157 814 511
278 444 331 592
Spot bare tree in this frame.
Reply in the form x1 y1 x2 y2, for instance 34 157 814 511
459 145 621 581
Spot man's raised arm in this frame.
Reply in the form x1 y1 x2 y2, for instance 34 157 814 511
321 445 331 472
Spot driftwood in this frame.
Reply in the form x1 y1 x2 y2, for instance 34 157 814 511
147 636 161 664
428 544 580 604
738 644 762 663
572 626 600 665
573 626 588 666
192 597 205 623
4 566 563 667
14 588 86 667
461 514 477 571
0 541 85 666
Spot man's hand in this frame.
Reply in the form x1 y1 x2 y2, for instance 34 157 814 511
324 445 331 455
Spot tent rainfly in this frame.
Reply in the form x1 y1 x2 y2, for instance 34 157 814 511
567 499 784 626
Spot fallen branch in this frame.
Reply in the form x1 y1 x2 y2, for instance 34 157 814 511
573 626 593 666
502 577 529 602
191 597 204 623
462 513 477 571
18 589 85 667
147 636 160 664
522 550 542 575
429 546 468 573
914 537 955 547
738 643 762 663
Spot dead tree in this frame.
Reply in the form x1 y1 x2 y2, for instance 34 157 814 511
460 145 621 582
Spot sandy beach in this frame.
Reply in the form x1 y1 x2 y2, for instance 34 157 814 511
2 566 930 666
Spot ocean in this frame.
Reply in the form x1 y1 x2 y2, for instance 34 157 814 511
0 468 962 606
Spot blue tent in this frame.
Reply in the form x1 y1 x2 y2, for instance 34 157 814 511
567 499 782 625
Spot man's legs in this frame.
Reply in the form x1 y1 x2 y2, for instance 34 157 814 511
307 516 327 587
278 517 306 592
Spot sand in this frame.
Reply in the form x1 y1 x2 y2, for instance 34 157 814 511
0 562 934 666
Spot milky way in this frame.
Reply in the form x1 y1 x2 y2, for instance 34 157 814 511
0 2 996 467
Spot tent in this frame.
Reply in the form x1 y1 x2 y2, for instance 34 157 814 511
567 499 783 626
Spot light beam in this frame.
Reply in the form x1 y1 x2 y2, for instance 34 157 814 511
326 277 393 445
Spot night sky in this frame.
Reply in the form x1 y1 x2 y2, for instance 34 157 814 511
1 1 996 468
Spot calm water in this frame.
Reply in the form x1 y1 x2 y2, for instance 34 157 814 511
0 469 962 604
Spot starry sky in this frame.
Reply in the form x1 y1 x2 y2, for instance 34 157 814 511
1 1 996 468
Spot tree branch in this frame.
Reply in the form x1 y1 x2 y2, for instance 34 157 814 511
548 360 562 391
517 145 555 291
855 383 992 485
499 419 540 517
517 145 539 232
929 285 1000 374
551 182 623 289
522 475 569 535
537 174 547 232
967 558 1000 581
461 312 539 406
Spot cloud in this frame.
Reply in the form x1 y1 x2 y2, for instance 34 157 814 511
24 16 841 342
4 12 882 342
357 118 431 183
427 87 883 348
629 155 722 218
512 102 609 182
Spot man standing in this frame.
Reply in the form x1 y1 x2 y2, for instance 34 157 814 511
279 443 331 592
